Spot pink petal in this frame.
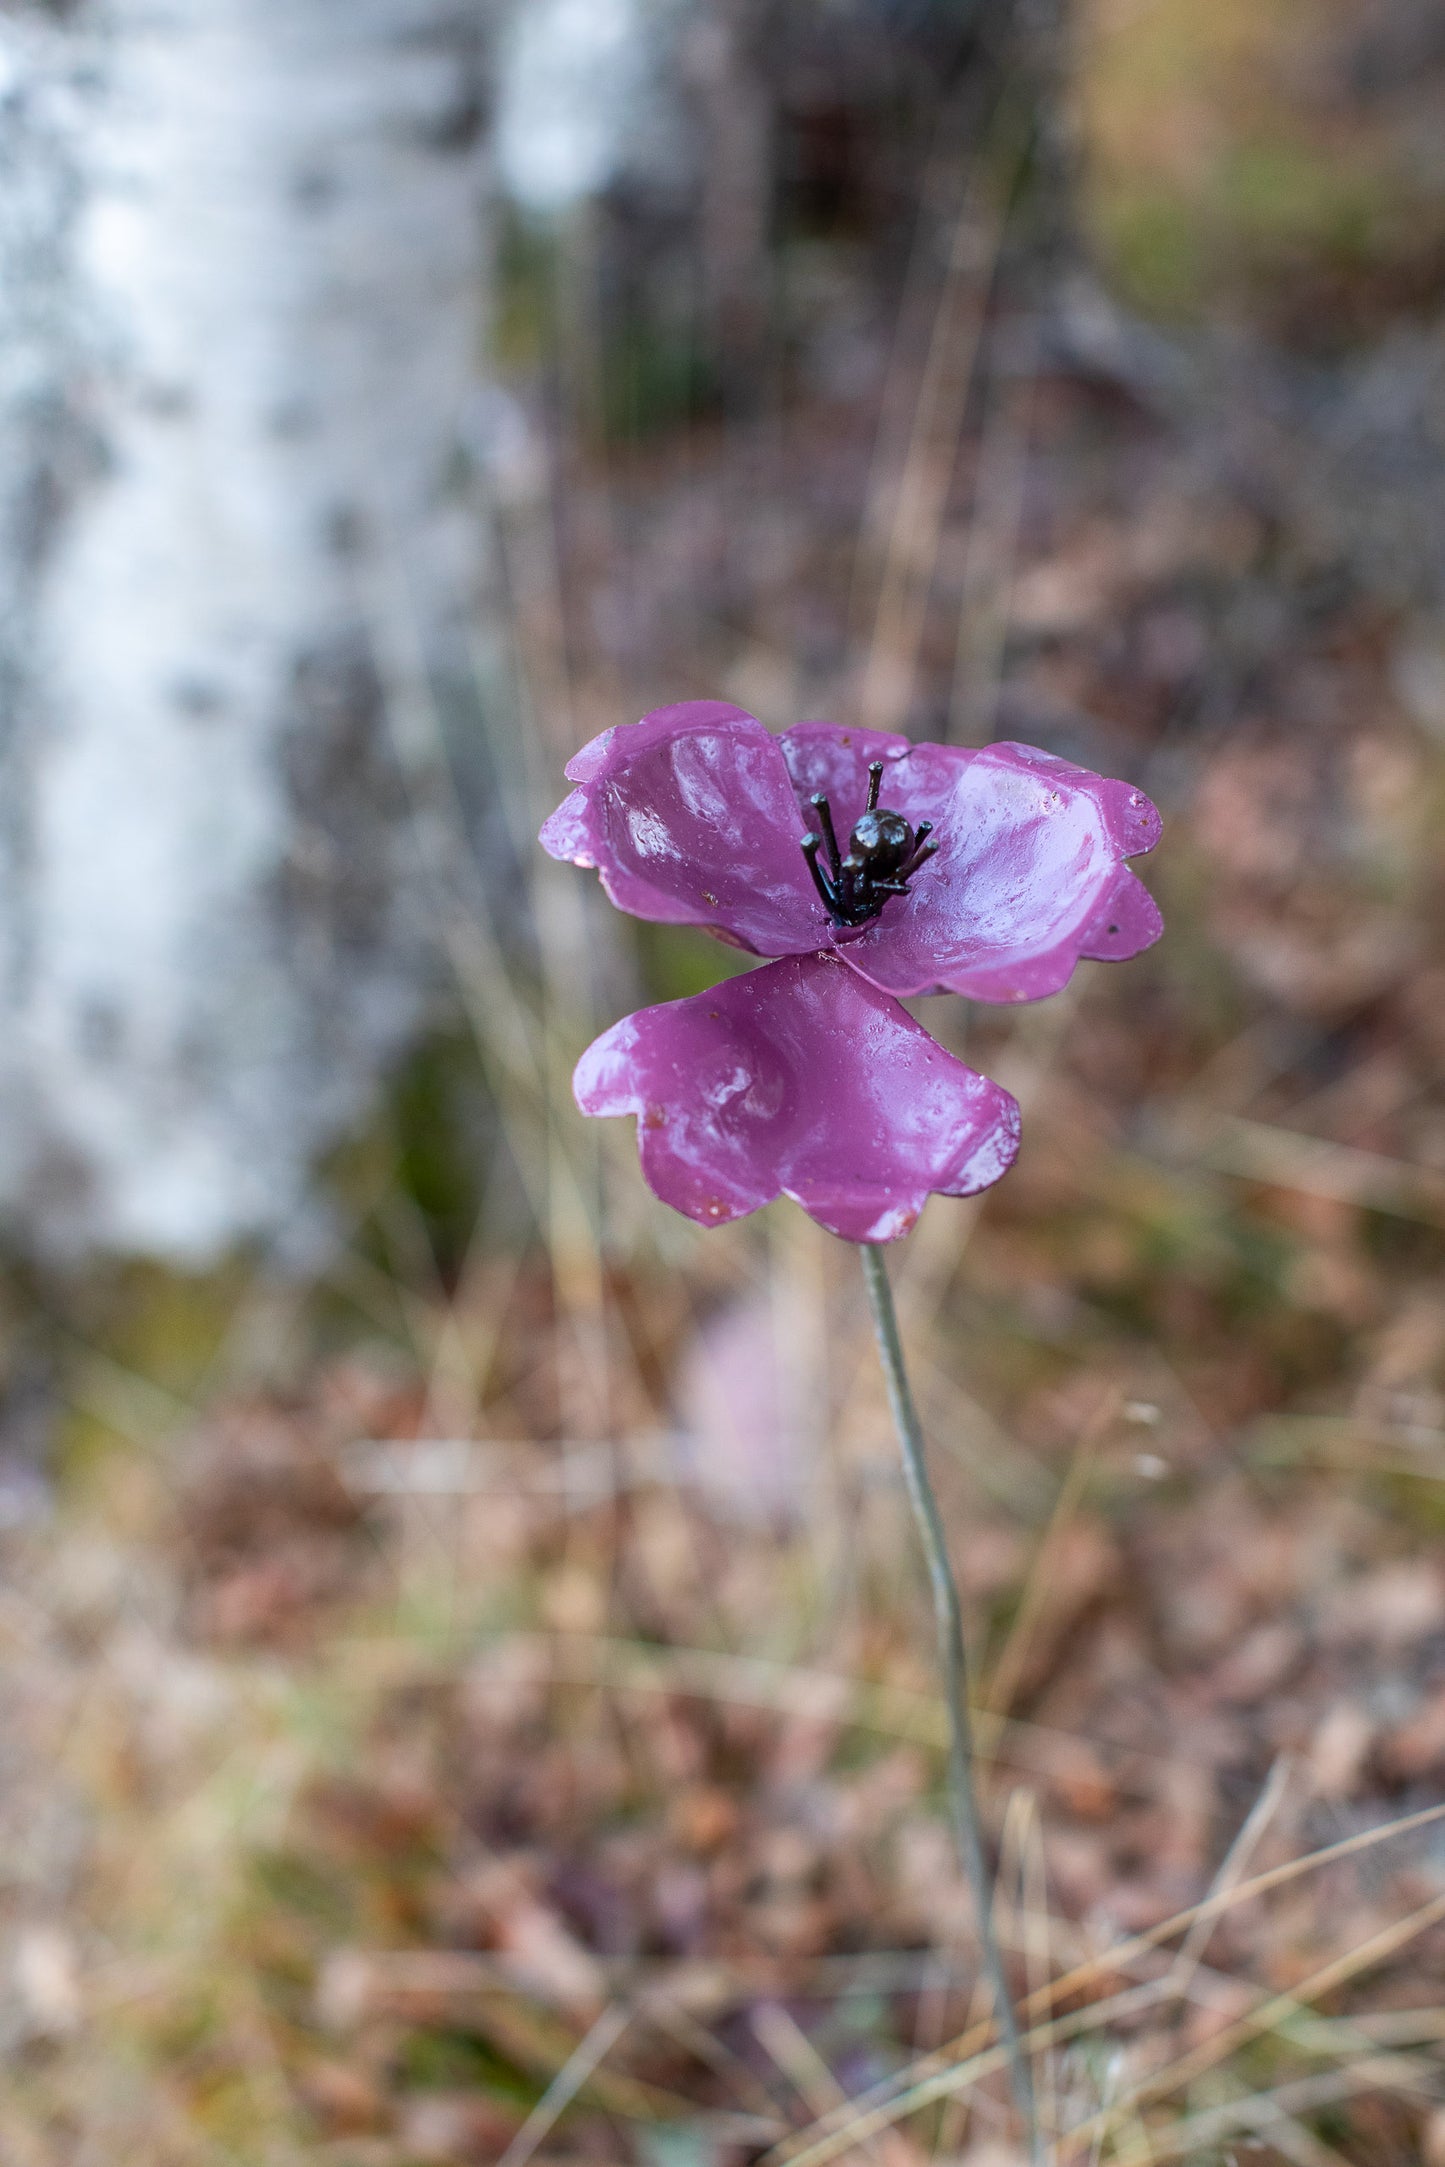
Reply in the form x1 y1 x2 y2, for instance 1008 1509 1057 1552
829 738 1163 1001
1078 866 1165 963
540 699 824 957
574 953 1020 1243
779 720 913 817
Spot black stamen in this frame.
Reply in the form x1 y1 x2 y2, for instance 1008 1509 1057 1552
840 852 864 919
810 791 842 879
899 834 939 879
797 770 936 926
801 832 835 912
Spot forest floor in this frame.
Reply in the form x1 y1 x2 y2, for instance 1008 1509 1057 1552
7 33 1445 2154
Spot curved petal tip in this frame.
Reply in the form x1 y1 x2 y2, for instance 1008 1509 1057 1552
574 953 1020 1242
540 701 824 955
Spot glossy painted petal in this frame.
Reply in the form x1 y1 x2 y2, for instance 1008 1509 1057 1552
779 720 913 819
822 738 1162 1001
540 699 825 956
574 952 1020 1243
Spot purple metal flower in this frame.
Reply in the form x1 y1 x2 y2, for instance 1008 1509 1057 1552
543 700 1161 1239
541 699 1162 1000
575 953 1020 1242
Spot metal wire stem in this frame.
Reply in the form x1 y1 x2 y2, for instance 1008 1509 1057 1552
861 1240 1044 2166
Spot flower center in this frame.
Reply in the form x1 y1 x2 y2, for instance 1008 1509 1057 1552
800 761 938 928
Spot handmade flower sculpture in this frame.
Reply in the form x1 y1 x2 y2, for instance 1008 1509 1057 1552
541 698 1161 2160
543 699 1160 1239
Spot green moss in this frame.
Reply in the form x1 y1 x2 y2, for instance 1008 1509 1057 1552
1094 190 1207 321
600 322 722 444
1080 0 1445 338
51 1258 254 1490
1217 140 1392 262
396 2027 532 2099
1096 144 1409 325
492 215 561 376
382 1028 495 1284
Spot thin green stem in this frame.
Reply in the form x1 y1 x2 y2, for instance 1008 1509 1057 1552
861 1242 1044 2167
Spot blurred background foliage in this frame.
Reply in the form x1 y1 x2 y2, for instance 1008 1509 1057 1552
1081 0 1445 338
